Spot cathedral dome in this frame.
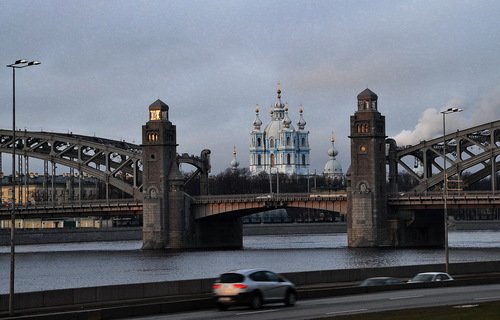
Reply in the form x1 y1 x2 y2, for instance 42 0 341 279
264 88 295 138
230 146 240 172
324 158 343 175
252 106 262 131
323 136 343 178
264 119 284 140
327 145 338 157
297 107 306 130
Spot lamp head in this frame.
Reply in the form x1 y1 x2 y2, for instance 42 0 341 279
441 107 463 114
15 59 28 64
28 61 41 66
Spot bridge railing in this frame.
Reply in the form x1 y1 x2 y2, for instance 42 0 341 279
0 199 142 212
389 191 499 199
193 192 347 203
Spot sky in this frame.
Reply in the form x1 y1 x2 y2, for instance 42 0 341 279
1 0 500 175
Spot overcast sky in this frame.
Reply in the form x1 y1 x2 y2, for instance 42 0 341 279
1 0 500 175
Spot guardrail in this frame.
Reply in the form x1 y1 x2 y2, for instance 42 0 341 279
389 191 499 198
0 199 143 218
388 191 500 209
193 192 347 204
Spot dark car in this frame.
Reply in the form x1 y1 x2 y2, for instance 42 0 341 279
212 268 297 310
359 277 402 286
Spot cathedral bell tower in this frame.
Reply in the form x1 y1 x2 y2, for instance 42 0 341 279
347 89 389 247
141 99 182 249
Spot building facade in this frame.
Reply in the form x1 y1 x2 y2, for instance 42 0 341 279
249 86 310 175
1 173 100 206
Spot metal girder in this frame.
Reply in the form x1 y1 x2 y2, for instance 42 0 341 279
178 149 211 195
0 130 144 200
395 120 500 192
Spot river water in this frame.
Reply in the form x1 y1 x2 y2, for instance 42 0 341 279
1 231 500 294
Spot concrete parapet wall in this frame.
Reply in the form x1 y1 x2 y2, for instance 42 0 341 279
0 278 215 312
2 261 500 313
0 227 142 245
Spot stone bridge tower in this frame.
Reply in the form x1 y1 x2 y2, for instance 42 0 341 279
141 99 242 250
347 89 389 247
141 99 185 249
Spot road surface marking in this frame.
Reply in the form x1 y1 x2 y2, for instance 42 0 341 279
236 309 279 315
326 309 368 315
389 295 423 300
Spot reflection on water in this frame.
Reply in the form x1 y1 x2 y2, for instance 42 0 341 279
0 231 499 293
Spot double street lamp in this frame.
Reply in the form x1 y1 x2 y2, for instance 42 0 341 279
6 59 40 314
440 107 462 274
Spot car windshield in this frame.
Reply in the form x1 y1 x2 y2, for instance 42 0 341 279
412 274 434 281
219 273 245 283
361 278 393 286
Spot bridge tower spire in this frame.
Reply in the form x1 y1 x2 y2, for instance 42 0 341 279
347 89 389 247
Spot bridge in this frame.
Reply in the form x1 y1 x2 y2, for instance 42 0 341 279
1 93 499 249
392 119 500 194
0 193 347 220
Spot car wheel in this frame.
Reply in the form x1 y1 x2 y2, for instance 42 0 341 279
249 293 263 310
284 290 297 307
216 303 228 311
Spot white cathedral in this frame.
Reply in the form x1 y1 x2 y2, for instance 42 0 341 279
249 86 310 175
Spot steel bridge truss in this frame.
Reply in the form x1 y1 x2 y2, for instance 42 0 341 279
0 130 211 201
0 130 144 200
394 120 500 193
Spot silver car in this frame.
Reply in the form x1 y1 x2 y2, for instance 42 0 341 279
407 272 454 283
212 268 297 310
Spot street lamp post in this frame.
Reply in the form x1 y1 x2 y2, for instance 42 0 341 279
440 107 462 274
6 59 40 314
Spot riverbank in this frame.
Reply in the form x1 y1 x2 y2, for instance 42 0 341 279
1 221 499 245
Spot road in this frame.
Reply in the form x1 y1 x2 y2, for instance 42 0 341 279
125 283 500 320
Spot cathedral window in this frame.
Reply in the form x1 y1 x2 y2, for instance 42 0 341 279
257 155 261 166
301 154 306 165
257 137 261 147
286 136 291 146
301 137 305 146
270 139 274 148
287 154 291 165
270 154 275 167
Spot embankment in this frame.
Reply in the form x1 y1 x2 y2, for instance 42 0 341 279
1 221 499 246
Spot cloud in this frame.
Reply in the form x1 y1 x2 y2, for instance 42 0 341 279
393 84 500 147
393 108 442 146
1 1 500 175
